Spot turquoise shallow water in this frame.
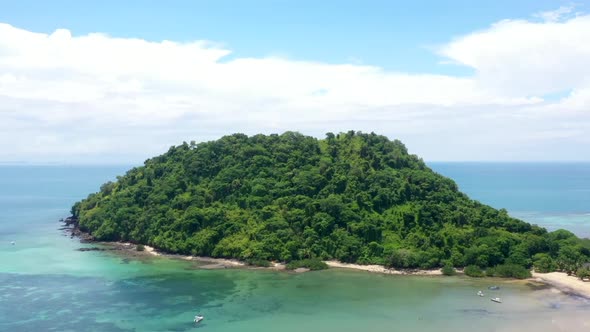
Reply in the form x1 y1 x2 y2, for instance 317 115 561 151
1 164 589 331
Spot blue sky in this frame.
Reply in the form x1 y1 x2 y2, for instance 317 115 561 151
0 1 588 163
0 0 569 73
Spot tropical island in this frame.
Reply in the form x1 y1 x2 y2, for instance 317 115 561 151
71 131 590 281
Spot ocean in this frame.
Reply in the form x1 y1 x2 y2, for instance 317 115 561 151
430 162 590 238
0 163 589 331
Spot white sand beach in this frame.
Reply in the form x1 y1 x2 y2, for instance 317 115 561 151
325 261 443 275
124 243 441 274
123 242 590 293
136 243 246 266
532 271 590 298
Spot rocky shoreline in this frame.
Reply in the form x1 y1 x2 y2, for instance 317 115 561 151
60 216 443 274
60 216 291 270
61 216 443 274
62 216 94 243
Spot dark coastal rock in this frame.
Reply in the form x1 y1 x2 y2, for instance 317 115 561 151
525 282 551 291
460 309 491 315
60 215 95 243
200 263 229 269
76 246 124 252
71 228 95 242
77 247 107 252
64 216 78 226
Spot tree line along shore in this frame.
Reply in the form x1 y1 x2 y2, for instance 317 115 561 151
70 132 590 282
67 238 590 299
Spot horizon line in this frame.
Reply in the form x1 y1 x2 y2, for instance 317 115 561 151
1 160 590 167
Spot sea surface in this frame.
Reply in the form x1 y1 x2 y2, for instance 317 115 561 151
430 162 590 238
0 163 589 331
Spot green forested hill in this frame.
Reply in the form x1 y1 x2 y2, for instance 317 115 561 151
72 131 590 273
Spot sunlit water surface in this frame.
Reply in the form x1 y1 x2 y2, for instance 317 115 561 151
1 164 589 331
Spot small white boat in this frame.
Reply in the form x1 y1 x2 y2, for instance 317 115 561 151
491 297 502 303
477 291 484 297
194 315 204 324
10 241 15 245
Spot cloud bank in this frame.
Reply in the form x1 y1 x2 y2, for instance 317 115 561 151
1 8 589 163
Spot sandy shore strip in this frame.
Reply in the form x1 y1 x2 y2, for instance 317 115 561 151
532 272 590 298
110 242 445 274
325 261 442 275
142 244 162 257
85 241 590 291
124 243 247 267
120 243 440 274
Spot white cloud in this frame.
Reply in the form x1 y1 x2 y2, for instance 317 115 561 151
534 6 575 22
0 9 589 163
439 13 590 97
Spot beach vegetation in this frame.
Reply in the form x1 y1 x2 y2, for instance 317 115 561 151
485 264 531 279
533 253 556 273
245 259 272 267
441 263 456 276
286 258 328 271
556 246 584 275
576 267 590 280
464 265 485 277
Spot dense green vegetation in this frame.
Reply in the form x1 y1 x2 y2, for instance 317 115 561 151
441 263 457 276
464 265 485 277
485 264 531 279
244 258 272 267
576 267 590 280
72 131 590 275
285 258 329 271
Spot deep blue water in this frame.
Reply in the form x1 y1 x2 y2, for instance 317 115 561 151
430 162 590 213
430 162 590 238
0 165 129 237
